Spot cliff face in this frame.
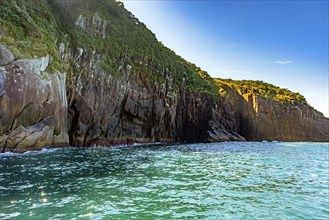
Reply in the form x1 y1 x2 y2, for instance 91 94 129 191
0 48 68 152
63 45 244 146
216 81 329 142
239 93 329 142
0 0 328 152
0 43 243 152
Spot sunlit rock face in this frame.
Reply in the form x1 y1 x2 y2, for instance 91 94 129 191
219 84 329 142
75 13 109 38
0 44 68 152
239 93 329 142
0 44 15 66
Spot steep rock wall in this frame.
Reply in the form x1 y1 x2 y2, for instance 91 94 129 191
62 45 244 146
0 45 68 152
239 93 329 141
0 1 328 152
220 84 329 142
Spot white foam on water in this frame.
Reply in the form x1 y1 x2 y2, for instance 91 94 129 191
0 148 62 157
0 186 8 190
0 152 20 157
0 212 21 220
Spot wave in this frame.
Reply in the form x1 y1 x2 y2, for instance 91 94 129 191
0 147 62 157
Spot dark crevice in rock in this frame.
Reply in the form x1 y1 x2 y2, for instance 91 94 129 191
68 100 80 146
83 126 90 147
2 139 8 153
9 101 36 130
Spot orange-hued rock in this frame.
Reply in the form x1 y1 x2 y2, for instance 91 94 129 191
217 81 329 142
240 93 329 141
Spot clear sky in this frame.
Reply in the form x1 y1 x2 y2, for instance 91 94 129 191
122 0 329 117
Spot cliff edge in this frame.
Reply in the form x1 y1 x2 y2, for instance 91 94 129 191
215 79 329 142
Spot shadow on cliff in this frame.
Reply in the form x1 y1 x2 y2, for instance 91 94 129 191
231 89 329 142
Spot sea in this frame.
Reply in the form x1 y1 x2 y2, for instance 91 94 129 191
0 142 328 219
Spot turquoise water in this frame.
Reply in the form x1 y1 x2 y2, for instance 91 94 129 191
0 142 328 219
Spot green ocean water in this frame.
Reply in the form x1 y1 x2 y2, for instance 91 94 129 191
0 142 328 219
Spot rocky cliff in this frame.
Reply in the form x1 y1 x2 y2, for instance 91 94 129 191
215 79 329 142
63 44 246 146
0 0 327 152
0 47 68 152
0 44 244 152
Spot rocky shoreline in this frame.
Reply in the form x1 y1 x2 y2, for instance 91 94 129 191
1 43 328 153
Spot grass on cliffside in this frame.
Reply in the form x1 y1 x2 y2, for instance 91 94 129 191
214 78 307 104
0 0 67 71
0 0 218 95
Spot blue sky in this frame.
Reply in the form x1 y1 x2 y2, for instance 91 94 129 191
123 0 329 117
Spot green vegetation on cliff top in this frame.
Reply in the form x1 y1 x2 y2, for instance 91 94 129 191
0 0 217 94
214 78 307 104
0 0 64 70
0 0 316 105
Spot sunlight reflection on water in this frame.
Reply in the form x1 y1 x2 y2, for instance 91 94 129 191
0 142 328 219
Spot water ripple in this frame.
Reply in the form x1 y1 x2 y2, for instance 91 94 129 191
0 142 328 219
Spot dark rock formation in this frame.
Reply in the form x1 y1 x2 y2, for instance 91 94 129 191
62 46 244 147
